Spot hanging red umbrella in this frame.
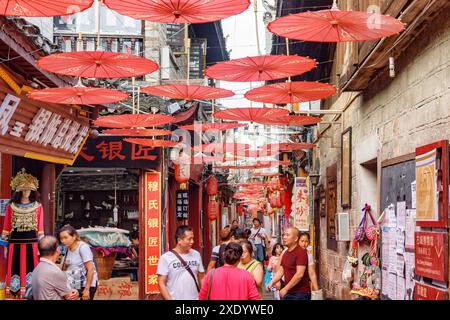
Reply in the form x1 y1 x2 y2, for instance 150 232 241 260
205 55 316 82
214 163 273 170
94 114 174 128
253 172 282 177
268 7 405 43
193 142 250 153
259 115 322 126
124 138 180 148
245 81 336 104
235 149 281 158
28 87 128 105
142 84 234 101
102 128 171 137
103 0 250 24
260 142 316 152
213 107 289 124
179 122 246 131
0 0 93 16
37 51 158 78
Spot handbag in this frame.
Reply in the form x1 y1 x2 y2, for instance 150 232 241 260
171 250 200 292
205 269 215 300
62 248 85 290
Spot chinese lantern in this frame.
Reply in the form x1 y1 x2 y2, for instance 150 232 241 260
284 182 293 217
275 192 282 209
237 204 243 216
175 162 190 189
206 176 218 196
208 200 219 221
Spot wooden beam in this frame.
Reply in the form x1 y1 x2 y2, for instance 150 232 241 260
381 153 415 168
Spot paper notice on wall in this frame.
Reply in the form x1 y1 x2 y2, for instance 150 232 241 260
396 202 406 231
411 181 416 209
396 254 405 277
404 252 415 300
382 270 389 296
387 273 397 299
405 209 416 251
396 228 405 254
396 276 406 300
389 250 397 273
387 204 396 228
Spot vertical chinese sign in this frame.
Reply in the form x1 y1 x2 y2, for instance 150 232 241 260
293 177 310 231
144 172 161 294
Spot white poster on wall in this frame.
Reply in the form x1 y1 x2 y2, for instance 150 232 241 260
411 181 416 209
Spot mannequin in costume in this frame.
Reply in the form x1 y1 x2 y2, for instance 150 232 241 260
0 169 44 299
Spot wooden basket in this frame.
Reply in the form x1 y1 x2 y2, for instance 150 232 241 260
95 251 117 280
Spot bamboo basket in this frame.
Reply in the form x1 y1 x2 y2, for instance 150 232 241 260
95 251 117 280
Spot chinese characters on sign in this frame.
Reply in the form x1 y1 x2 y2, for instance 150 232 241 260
144 172 161 294
176 190 189 220
414 231 447 282
74 136 159 168
415 283 448 300
293 177 310 231
0 93 89 161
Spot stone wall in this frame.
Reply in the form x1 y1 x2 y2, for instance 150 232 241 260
315 9 450 299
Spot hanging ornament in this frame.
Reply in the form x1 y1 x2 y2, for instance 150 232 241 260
206 176 218 196
175 162 190 190
208 200 219 221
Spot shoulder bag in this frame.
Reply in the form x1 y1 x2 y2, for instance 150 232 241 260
171 249 201 292
206 269 215 300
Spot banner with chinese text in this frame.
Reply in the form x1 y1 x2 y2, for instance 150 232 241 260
144 172 161 294
292 177 310 231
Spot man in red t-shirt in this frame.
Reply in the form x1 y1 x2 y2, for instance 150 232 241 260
266 227 311 300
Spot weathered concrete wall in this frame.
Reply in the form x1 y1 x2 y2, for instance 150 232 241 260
315 9 450 299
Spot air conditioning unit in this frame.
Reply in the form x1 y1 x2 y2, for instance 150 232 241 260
166 102 181 114
337 212 350 241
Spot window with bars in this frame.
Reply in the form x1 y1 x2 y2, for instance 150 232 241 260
189 38 207 79
166 23 185 53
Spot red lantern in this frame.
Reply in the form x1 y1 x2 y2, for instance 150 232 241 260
208 200 219 221
206 176 218 196
175 163 190 183
275 192 282 208
237 204 244 216
284 183 293 216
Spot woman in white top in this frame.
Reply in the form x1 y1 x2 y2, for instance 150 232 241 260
58 225 98 300
299 232 319 291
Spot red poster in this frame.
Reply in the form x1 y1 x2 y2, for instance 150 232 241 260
415 283 448 300
144 172 162 294
414 231 448 282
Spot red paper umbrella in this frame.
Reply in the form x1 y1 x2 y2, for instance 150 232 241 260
37 51 158 78
103 0 250 24
28 87 128 105
233 149 281 158
253 172 282 177
124 138 180 148
102 128 171 137
268 8 405 43
142 84 234 101
205 55 316 82
193 142 250 153
260 142 316 152
259 115 322 126
213 107 289 124
214 163 272 170
179 122 246 131
0 0 93 16
245 81 336 104
94 114 174 128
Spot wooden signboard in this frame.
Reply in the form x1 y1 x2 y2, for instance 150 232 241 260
414 231 448 282
143 171 162 295
326 163 338 251
415 283 448 300
415 140 448 227
0 80 89 165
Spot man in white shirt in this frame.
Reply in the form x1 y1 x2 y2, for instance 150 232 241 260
32 236 79 300
249 218 267 262
157 225 205 300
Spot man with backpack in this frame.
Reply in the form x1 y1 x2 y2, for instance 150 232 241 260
157 225 205 300
249 218 268 263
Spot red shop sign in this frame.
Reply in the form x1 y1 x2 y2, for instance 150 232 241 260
144 171 162 294
414 231 448 282
415 283 448 300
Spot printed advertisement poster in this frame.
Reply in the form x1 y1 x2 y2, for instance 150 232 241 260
293 177 310 231
415 149 438 222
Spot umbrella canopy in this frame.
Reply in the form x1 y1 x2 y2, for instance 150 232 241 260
94 114 174 128
245 81 336 104
268 8 405 43
253 172 283 177
142 84 234 101
0 0 93 16
193 142 250 153
28 87 128 105
260 142 316 152
214 162 273 170
259 115 322 126
235 149 281 158
37 51 159 78
204 55 316 82
102 129 171 137
124 138 180 148
179 122 247 131
213 107 289 124
103 0 250 24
